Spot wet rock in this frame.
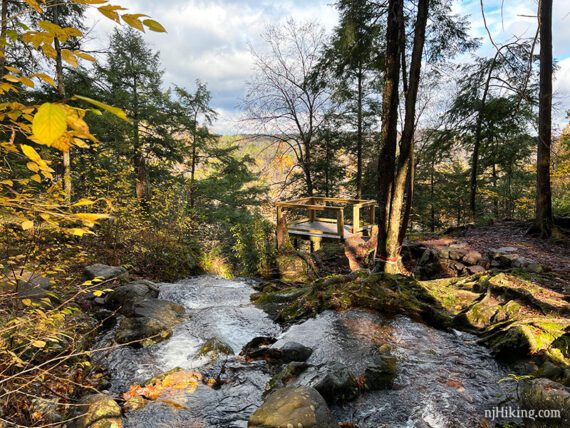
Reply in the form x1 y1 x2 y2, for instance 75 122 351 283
462 251 482 266
275 251 318 283
114 316 171 347
241 336 278 359
248 386 337 428
93 309 117 330
68 393 122 428
130 298 185 328
519 378 570 427
266 362 309 394
85 264 127 281
417 249 443 279
105 282 158 312
364 354 397 390
197 337 234 358
278 341 313 362
310 361 359 403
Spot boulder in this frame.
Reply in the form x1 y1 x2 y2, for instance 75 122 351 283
310 361 359 403
275 252 317 283
364 354 397 390
519 378 570 427
130 298 185 327
68 393 122 428
85 264 127 281
197 337 234 358
496 253 519 268
448 249 466 261
278 342 313 363
114 317 172 347
241 336 278 360
105 282 158 312
466 265 486 275
455 293 500 329
492 300 522 323
93 309 117 330
248 386 336 428
462 251 482 266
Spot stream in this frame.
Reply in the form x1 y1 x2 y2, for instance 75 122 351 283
96 276 518 427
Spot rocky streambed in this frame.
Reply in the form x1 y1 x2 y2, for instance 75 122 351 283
91 275 530 428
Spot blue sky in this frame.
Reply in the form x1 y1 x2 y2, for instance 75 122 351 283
86 0 570 133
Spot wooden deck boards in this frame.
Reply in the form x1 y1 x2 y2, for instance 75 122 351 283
288 220 356 239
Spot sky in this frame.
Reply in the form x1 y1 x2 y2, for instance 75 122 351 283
86 0 570 134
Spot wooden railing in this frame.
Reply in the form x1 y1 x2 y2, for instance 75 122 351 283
275 197 376 240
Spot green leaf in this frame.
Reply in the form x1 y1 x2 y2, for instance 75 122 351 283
32 103 67 145
73 95 129 122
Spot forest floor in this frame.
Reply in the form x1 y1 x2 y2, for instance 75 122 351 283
420 220 570 295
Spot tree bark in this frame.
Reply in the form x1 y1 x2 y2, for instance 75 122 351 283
53 5 72 205
132 74 149 204
534 0 554 237
381 0 430 274
0 0 8 73
376 0 403 265
470 53 499 220
356 66 363 198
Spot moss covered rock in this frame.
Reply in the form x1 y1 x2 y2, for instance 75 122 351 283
68 393 122 428
275 251 318 283
519 378 570 427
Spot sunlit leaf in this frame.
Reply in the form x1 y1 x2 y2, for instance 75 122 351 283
32 103 67 145
21 220 34 230
74 95 129 121
143 19 167 33
32 340 46 348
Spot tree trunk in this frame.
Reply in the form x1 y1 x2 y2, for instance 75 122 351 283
53 5 72 205
189 126 198 209
132 75 149 204
534 0 554 237
376 0 403 266
356 66 363 199
381 0 429 274
0 0 8 73
398 149 415 244
304 138 314 196
470 53 498 220
430 159 435 232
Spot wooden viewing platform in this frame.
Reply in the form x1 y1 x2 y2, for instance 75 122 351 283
275 197 377 242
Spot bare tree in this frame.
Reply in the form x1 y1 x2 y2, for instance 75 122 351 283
243 19 330 196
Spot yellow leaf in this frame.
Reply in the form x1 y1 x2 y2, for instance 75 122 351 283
73 138 89 148
72 198 96 206
21 144 42 163
97 5 126 23
31 73 56 87
122 14 146 32
23 0 43 14
21 220 34 230
61 49 78 67
0 179 13 186
22 298 32 306
32 103 67 145
74 95 129 121
31 174 42 183
93 290 104 297
74 50 96 62
19 76 35 88
27 162 40 172
143 19 167 33
32 340 46 348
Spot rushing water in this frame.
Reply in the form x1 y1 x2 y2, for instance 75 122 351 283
96 276 517 428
